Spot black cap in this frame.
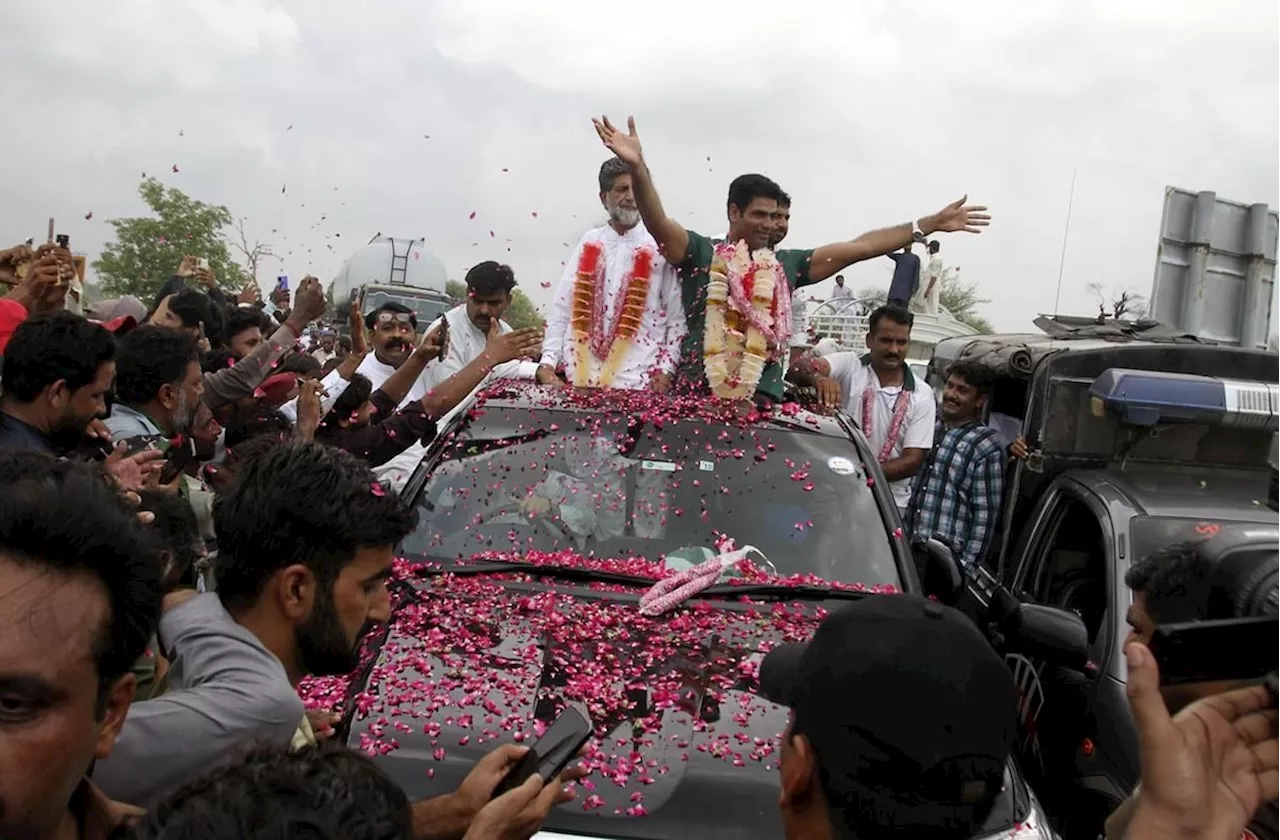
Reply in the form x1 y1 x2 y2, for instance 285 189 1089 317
759 595 1018 833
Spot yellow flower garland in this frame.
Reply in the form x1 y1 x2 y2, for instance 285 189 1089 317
704 242 778 399
568 240 654 388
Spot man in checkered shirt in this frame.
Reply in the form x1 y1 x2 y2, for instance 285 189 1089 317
904 360 1006 571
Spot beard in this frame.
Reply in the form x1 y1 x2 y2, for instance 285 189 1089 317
172 390 196 434
297 584 360 677
608 204 641 229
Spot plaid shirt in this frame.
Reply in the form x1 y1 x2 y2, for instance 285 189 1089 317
905 420 1005 570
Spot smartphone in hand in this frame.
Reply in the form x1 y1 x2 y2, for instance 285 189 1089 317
491 705 591 800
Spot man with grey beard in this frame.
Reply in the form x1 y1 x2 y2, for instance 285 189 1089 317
105 325 205 449
538 157 687 391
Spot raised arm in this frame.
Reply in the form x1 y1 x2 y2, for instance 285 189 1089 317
593 115 690 265
806 197 990 284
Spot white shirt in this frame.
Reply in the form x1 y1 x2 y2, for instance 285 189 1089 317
354 354 429 408
789 292 809 349
813 337 842 357
541 224 686 390
831 284 854 299
827 352 937 506
368 305 538 493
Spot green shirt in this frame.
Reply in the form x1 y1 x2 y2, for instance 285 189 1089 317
675 230 815 400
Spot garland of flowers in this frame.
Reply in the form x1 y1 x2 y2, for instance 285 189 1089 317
703 241 792 399
568 240 654 388
862 386 912 463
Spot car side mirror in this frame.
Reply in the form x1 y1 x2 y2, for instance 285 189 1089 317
912 537 963 606
1009 604 1089 671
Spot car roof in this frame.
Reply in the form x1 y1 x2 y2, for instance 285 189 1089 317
1071 468 1275 524
473 382 854 439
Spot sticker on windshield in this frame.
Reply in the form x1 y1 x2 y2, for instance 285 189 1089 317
641 460 677 472
827 456 856 476
698 460 715 472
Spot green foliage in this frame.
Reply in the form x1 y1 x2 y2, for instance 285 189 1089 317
858 269 993 334
504 289 543 329
444 279 541 328
92 178 243 300
938 273 993 334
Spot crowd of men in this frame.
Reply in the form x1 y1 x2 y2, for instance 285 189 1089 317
0 113 1273 840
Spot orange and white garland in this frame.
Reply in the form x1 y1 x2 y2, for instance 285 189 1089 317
569 240 655 387
704 241 790 399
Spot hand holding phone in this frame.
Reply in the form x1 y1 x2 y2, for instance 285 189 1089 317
490 705 592 800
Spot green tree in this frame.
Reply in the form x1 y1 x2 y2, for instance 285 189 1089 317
503 289 543 329
444 280 542 328
858 269 993 334
937 270 993 333
93 178 243 299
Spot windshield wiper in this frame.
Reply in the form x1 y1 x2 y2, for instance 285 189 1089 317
414 557 656 588
693 582 875 602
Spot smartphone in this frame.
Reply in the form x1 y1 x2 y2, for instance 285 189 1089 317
491 705 592 800
275 275 289 293
1148 616 1279 686
56 234 70 250
195 257 209 270
434 314 449 362
121 434 168 457
159 437 196 485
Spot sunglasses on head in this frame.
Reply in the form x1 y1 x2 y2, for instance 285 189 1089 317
375 312 415 326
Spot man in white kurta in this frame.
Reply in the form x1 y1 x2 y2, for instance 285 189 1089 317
806 307 936 513
538 157 686 391
375 263 541 490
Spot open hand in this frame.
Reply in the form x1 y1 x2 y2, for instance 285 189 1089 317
592 115 643 168
238 282 262 305
175 255 199 278
484 322 543 366
1124 640 1278 839
103 442 165 492
924 196 991 235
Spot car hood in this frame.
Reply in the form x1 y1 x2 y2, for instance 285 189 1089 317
327 565 1031 840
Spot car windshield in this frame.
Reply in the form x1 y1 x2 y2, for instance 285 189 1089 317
364 290 449 325
400 406 900 587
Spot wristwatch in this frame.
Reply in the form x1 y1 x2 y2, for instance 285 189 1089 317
911 223 927 244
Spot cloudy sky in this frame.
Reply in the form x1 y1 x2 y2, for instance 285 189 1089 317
3 0 1276 331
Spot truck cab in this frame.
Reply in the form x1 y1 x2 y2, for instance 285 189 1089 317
928 323 1280 839
330 234 453 328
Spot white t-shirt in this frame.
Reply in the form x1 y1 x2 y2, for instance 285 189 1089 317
827 352 937 506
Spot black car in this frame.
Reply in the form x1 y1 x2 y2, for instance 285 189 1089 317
314 384 1057 840
928 331 1280 839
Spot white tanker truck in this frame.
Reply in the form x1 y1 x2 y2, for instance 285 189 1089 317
330 234 453 328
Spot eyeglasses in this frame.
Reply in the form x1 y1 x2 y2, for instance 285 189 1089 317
374 312 415 326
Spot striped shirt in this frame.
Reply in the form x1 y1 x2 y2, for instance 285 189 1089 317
905 420 1005 570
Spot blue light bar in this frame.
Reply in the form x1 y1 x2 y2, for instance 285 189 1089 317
1089 368 1279 431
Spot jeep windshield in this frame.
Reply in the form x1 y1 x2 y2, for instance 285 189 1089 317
400 404 901 588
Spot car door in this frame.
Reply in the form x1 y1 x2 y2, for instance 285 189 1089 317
1006 480 1120 838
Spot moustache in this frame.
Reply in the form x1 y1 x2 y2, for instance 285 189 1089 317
385 338 410 351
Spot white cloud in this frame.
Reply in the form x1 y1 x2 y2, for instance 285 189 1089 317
0 0 1275 331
